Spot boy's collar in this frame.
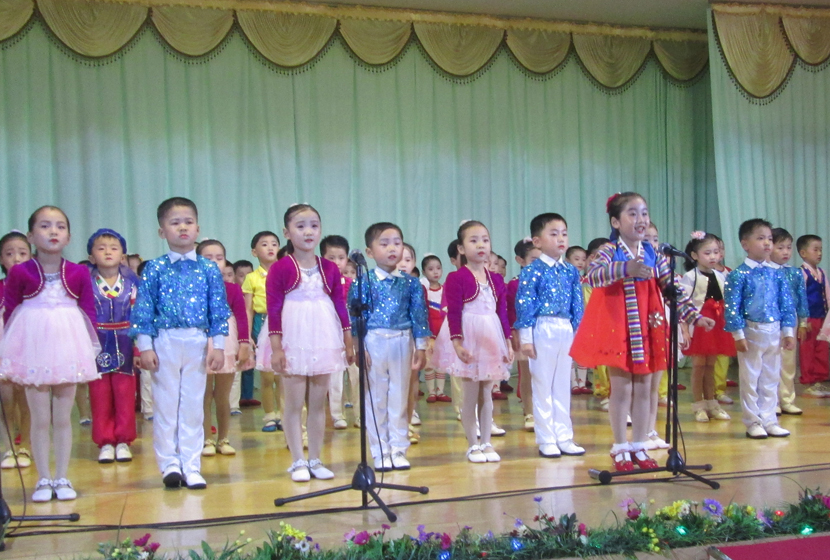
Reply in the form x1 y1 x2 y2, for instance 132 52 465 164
169 249 197 262
374 267 402 280
539 253 563 266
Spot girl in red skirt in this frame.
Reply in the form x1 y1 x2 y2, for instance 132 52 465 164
570 192 714 472
680 232 736 423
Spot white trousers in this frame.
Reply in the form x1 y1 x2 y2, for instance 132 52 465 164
229 371 241 411
778 341 796 408
329 363 360 421
738 321 781 429
151 328 208 475
364 329 412 459
139 368 153 416
528 317 575 445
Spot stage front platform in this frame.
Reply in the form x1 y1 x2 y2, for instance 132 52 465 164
2 369 828 559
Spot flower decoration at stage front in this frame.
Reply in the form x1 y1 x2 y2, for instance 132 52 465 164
619 497 642 520
656 499 694 520
98 533 162 560
277 521 307 542
702 498 724 519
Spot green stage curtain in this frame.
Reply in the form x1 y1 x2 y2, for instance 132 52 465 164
0 21 714 272
709 11 830 262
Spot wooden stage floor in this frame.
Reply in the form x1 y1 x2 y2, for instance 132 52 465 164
2 368 829 559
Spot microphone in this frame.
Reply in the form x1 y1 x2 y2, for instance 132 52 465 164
658 243 692 261
349 249 368 268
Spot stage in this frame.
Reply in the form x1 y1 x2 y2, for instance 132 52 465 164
2 366 829 559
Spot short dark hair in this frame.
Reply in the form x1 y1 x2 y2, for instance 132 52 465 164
513 239 534 259
403 243 416 262
137 260 148 277
196 239 226 257
320 235 349 257
28 206 70 233
157 197 197 225
127 254 142 262
364 222 403 247
565 246 586 259
0 231 30 274
497 255 507 265
586 237 611 257
233 259 253 272
250 231 280 249
738 218 772 241
530 213 567 237
421 254 441 269
277 246 289 260
447 240 460 260
772 228 793 245
797 234 822 253
411 266 420 277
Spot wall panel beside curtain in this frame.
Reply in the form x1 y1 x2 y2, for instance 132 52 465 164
0 22 714 275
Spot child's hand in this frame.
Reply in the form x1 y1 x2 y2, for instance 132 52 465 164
735 338 749 353
133 356 142 370
798 326 808 342
521 343 536 360
140 350 159 372
510 330 521 353
505 344 514 364
412 349 426 370
679 324 691 351
236 342 251 368
626 261 652 279
452 340 472 364
782 336 796 351
343 332 355 365
207 349 224 372
695 316 716 331
271 348 287 374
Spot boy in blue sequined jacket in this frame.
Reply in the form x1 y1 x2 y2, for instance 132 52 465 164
130 197 229 490
724 219 796 440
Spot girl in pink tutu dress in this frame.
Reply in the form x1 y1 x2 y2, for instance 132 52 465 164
196 240 252 458
434 221 513 464
262 204 354 482
0 206 101 502
0 230 33 470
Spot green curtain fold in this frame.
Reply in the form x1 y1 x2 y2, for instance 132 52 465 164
0 22 715 273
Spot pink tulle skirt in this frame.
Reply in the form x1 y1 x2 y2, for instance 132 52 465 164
207 317 254 374
0 285 101 387
256 295 346 377
433 312 511 381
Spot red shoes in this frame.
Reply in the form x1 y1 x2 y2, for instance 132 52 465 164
500 381 514 393
726 379 738 387
571 386 592 395
426 394 437 403
610 450 634 471
631 449 659 469
492 391 508 401
436 394 452 402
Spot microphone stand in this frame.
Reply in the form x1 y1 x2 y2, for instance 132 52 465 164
589 250 719 489
275 256 428 522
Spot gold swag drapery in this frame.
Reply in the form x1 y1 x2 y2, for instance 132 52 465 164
0 0 707 85
713 3 830 99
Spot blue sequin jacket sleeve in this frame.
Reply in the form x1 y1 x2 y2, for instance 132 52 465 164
407 276 431 340
785 266 809 320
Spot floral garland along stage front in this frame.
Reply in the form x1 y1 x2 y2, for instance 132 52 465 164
98 488 830 560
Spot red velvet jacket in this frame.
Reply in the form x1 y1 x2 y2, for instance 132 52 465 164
266 255 350 335
443 266 511 341
3 259 97 326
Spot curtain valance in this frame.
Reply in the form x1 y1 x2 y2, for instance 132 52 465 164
1 0 707 86
713 3 830 100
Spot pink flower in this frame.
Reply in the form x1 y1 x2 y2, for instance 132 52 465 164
578 523 587 536
821 496 830 510
440 533 452 550
133 534 151 547
627 508 641 520
147 543 160 553
343 529 356 542
353 531 371 545
690 230 706 240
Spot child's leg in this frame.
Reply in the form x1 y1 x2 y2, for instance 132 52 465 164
364 333 390 459
14 384 30 448
758 329 782 427
406 367 419 423
476 381 494 447
211 374 233 441
629 373 652 444
388 337 412 455
738 325 771 428
240 369 254 401
435 371 446 395
88 374 115 448
658 371 668 401
779 336 797 408
51 383 77 480
203 375 216 439
75 382 91 421
346 362 360 410
25 386 53 479
451 375 463 414
518 359 532 416
460 378 480 446
0 382 15 450
329 369 345 423
691 356 705 402
260 371 276 420
648 371 662 434
702 357 716 400
800 317 830 384
282 375 307 463
425 369 436 395
306 374 330 461
140 368 153 417
713 355 728 396
229 371 241 412
179 336 209 476
608 368 633 444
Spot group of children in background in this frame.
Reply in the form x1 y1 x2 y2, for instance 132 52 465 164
0 192 826 499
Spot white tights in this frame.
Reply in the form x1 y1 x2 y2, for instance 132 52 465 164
282 374 329 463
26 383 76 480
609 369 656 446
461 379 493 447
